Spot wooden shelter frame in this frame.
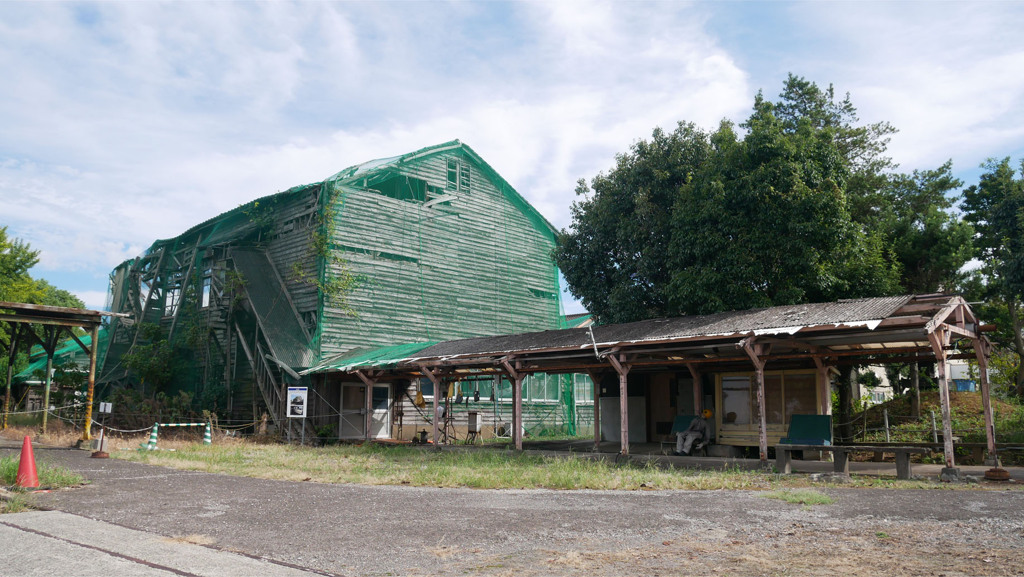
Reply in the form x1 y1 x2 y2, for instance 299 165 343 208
310 294 997 474
1 302 126 441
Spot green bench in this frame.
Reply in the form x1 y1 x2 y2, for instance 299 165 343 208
779 414 833 446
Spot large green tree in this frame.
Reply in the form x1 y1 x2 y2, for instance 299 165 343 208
556 123 712 322
555 75 977 436
1 227 85 381
962 158 1024 396
0 225 40 304
556 75 913 322
878 162 974 294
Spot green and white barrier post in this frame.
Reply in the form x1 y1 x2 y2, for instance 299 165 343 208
146 423 159 450
203 422 212 445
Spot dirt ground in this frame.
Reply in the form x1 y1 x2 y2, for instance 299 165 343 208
5 439 1024 577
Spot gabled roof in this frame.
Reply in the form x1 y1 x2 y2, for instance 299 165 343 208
114 140 557 270
327 140 558 237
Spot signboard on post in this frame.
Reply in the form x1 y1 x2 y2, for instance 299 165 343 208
287 387 308 418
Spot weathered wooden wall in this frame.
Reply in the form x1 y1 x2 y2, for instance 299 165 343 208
319 148 562 359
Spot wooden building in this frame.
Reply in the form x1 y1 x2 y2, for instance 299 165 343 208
98 141 574 438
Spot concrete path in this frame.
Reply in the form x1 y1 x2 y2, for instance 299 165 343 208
4 438 1024 576
0 510 329 576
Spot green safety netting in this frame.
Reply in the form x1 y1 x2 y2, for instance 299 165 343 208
14 333 95 383
304 341 439 374
97 139 585 433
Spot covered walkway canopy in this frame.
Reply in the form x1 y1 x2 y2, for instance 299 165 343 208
306 294 996 472
1 301 123 439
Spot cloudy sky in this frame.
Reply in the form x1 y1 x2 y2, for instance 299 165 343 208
2 1 1023 312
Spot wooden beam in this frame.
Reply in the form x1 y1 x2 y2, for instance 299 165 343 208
80 324 100 442
585 368 603 451
972 338 999 465
876 315 931 328
893 302 945 314
812 357 833 416
740 338 769 463
0 313 99 328
927 328 956 469
418 365 443 448
939 322 979 340
499 358 525 451
925 303 960 334
167 240 201 341
686 363 702 414
2 324 24 430
606 353 631 456
354 370 378 442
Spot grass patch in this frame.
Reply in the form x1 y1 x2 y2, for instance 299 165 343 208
762 488 835 506
0 456 85 489
116 442 790 491
1 492 31 514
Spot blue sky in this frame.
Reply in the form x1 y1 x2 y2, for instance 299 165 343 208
2 1 1023 313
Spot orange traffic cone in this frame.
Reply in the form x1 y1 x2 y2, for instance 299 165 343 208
16 435 39 488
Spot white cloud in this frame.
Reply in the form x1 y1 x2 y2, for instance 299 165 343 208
787 2 1024 172
3 0 1022 311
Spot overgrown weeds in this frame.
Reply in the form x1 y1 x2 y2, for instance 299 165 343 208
0 456 85 489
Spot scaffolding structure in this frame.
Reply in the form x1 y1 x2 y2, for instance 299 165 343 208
95 140 587 437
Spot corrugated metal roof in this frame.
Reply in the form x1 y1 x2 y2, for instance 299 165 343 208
405 295 916 360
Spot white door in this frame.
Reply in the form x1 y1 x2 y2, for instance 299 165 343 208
369 385 391 439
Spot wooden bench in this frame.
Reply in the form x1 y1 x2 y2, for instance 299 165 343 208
776 444 934 480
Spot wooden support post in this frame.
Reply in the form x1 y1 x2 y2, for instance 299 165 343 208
2 323 21 430
354 370 378 442
606 353 631 456
741 338 769 463
419 366 443 449
973 339 999 466
586 369 602 451
81 323 100 441
40 326 62 435
686 363 702 414
927 328 956 469
501 358 524 451
812 357 832 416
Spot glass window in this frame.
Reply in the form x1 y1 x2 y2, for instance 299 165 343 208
200 275 212 308
497 377 513 400
721 376 751 425
419 377 433 398
446 159 459 191
574 374 594 403
784 373 817 418
164 286 180 317
546 375 561 402
765 374 784 424
372 386 389 410
526 374 546 401
477 376 493 400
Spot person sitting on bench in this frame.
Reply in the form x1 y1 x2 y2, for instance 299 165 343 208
675 409 712 456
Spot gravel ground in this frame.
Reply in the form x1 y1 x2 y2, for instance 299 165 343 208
6 441 1024 577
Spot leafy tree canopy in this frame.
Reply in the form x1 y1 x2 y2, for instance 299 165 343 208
556 75 972 323
961 158 1024 395
1 227 86 377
